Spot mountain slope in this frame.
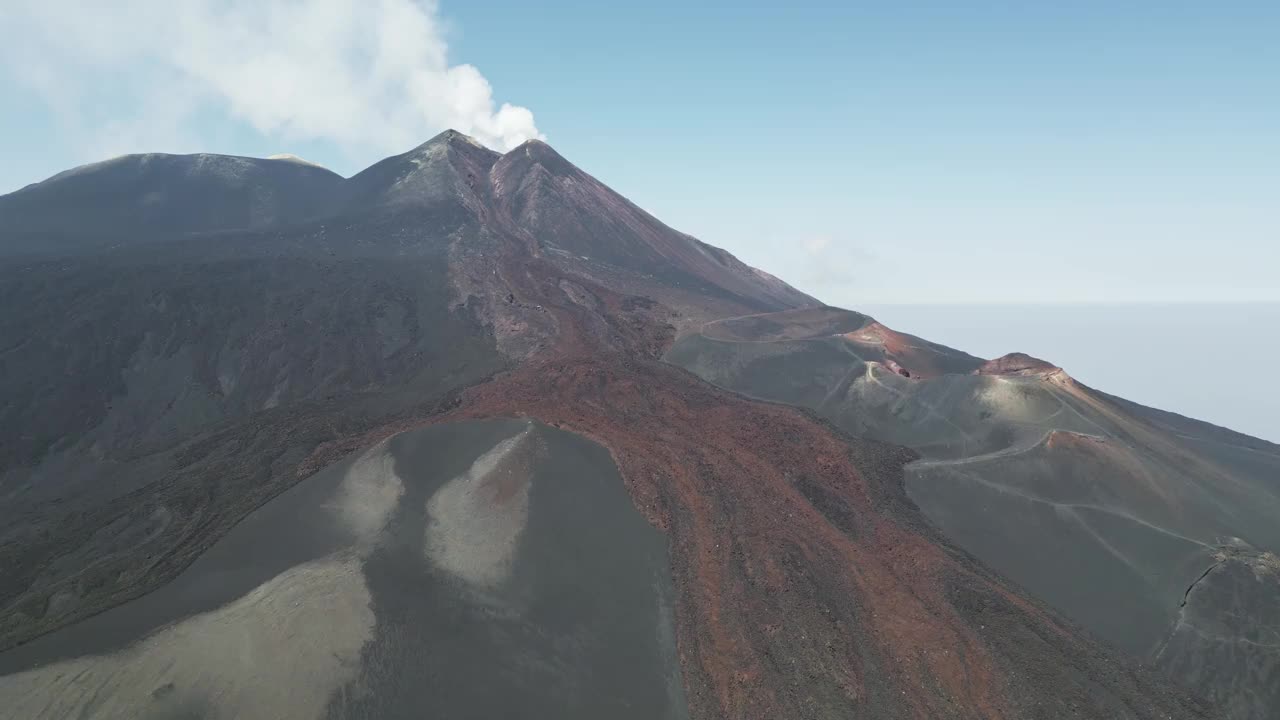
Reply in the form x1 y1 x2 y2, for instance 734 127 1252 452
490 139 816 314
0 152 346 254
668 306 1280 718
0 419 688 720
0 133 1219 719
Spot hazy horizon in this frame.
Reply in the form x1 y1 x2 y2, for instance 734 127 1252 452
859 301 1280 444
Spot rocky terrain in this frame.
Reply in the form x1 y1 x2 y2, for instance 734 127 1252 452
669 306 1280 718
0 131 1247 718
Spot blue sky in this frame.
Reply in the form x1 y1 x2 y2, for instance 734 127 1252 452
1 0 1276 304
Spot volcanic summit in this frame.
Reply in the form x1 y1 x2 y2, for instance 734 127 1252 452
0 131 1275 719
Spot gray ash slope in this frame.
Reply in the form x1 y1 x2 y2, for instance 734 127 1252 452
0 419 687 720
668 306 1280 719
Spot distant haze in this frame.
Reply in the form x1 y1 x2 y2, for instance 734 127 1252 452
860 303 1280 444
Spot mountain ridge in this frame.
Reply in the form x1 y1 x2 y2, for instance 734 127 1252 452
1 130 816 316
0 132 1246 719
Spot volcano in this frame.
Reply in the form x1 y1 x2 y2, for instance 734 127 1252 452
0 130 1269 719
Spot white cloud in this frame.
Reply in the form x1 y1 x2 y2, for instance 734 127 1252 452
795 234 872 289
801 235 831 255
0 0 542 164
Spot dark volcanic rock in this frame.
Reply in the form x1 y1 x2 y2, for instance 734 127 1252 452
342 129 500 213
490 138 817 312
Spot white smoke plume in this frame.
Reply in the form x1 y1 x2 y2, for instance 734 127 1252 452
0 0 543 165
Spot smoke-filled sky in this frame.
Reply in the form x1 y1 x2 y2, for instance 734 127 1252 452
1 0 1276 305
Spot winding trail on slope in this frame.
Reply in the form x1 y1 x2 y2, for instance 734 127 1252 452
817 341 870 411
858 356 980 455
910 445 1215 551
688 323 1207 555
1173 432 1280 459
689 324 1226 615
